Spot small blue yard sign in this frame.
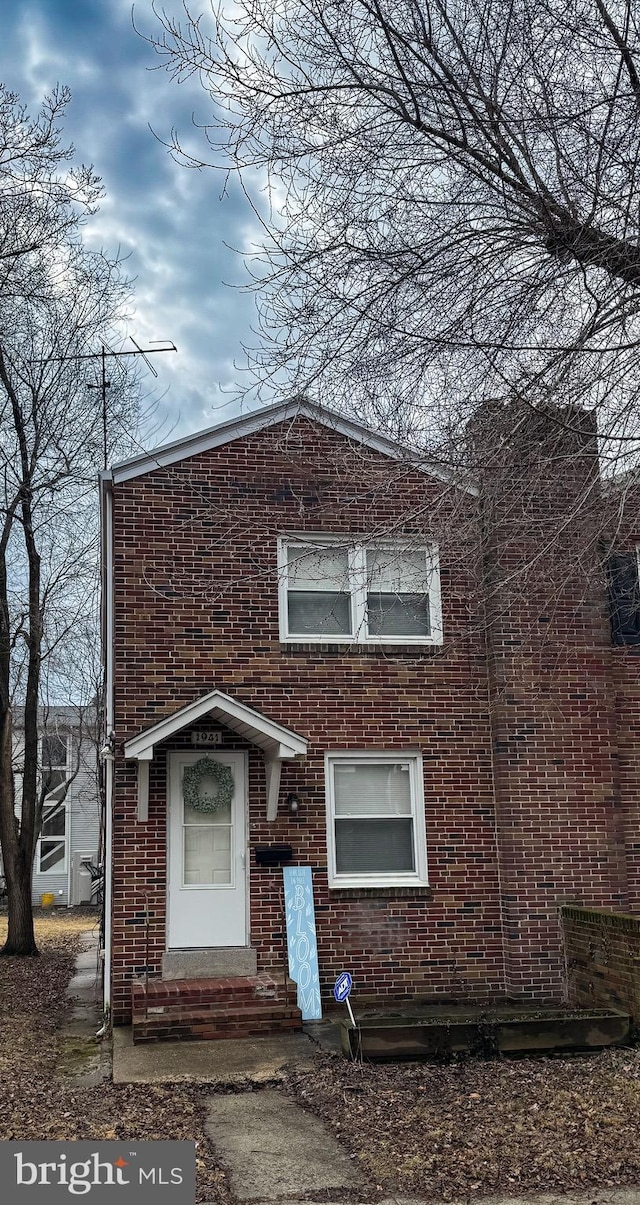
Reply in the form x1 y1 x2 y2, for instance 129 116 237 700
333 972 353 1003
283 866 322 1021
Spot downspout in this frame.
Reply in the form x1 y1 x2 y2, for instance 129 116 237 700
99 472 115 1018
66 763 72 906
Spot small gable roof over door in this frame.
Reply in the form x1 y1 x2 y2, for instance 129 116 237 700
124 689 308 823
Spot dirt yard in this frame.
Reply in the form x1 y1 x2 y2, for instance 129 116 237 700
284 1038 640 1200
4 911 640 1202
0 910 231 1204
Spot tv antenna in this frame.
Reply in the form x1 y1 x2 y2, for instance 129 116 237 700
43 338 177 467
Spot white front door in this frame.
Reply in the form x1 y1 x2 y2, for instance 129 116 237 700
167 750 247 948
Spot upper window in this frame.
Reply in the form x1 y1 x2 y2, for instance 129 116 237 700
607 551 640 646
278 537 442 644
41 733 69 795
325 752 428 888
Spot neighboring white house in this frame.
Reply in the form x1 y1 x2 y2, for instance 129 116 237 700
5 707 101 907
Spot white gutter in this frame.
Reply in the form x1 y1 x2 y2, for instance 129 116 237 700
99 472 115 1017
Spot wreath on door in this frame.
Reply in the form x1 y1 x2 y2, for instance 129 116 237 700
183 758 234 814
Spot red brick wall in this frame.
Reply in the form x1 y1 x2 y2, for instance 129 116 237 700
475 408 627 999
562 905 640 1020
109 418 504 1023
107 412 637 1024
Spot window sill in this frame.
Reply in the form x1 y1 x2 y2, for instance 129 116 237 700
329 884 433 899
280 641 444 656
329 876 429 890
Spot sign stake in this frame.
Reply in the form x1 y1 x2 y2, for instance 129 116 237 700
334 971 361 1060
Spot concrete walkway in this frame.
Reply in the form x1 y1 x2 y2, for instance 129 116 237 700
205 1089 364 1200
56 927 109 1086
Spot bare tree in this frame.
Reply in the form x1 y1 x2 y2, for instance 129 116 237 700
0 86 136 956
148 0 640 462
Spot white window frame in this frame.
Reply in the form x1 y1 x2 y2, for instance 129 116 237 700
37 734 70 876
38 795 68 876
278 535 443 645
325 751 428 888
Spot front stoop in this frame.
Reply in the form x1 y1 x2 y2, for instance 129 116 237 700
131 974 303 1044
161 946 258 980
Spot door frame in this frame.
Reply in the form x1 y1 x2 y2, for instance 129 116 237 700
165 748 250 949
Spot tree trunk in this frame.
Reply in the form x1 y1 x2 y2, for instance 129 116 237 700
0 708 37 956
1 853 37 957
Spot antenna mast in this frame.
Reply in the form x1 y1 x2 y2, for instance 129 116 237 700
45 338 177 468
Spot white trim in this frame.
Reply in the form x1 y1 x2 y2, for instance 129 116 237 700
38 840 68 876
108 397 478 494
278 536 443 646
324 750 428 889
37 792 68 876
137 761 150 823
124 689 307 762
103 754 113 1014
265 757 282 822
66 772 73 906
37 734 70 876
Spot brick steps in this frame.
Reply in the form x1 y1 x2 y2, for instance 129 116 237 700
131 973 303 1043
133 974 279 1009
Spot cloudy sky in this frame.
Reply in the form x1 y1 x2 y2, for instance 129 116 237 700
1 0 267 444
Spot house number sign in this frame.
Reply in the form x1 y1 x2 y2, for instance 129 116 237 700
190 731 222 746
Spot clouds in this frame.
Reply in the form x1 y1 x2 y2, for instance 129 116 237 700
2 0 264 442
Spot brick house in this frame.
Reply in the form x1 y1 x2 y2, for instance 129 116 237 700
99 397 640 1037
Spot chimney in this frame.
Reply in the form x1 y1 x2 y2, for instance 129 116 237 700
471 403 626 1000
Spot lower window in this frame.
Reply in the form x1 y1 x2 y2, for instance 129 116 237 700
38 798 67 874
325 752 428 887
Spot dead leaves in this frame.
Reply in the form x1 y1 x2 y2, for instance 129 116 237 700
0 918 231 1205
285 1049 640 1200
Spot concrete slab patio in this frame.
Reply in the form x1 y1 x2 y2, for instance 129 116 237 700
112 1026 318 1084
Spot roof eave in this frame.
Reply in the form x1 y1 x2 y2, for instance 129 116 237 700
109 397 478 496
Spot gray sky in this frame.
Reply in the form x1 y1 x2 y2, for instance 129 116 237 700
2 0 266 443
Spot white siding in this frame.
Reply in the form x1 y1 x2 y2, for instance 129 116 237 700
3 709 101 907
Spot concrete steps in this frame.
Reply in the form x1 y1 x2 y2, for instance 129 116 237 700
131 974 303 1043
161 946 258 980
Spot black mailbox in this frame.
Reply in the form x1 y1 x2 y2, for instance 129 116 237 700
254 844 294 866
